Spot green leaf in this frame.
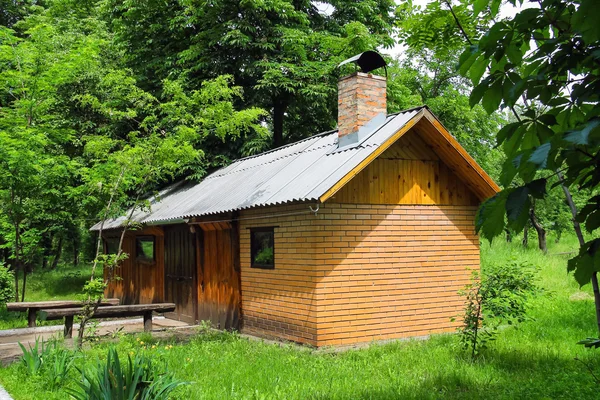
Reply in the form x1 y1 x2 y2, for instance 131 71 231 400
568 239 600 287
476 192 508 242
506 186 529 222
482 79 503 114
506 44 523 65
470 80 489 108
564 119 600 145
586 210 600 232
527 179 547 199
528 143 551 167
470 55 488 86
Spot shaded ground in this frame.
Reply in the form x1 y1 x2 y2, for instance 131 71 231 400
0 317 190 366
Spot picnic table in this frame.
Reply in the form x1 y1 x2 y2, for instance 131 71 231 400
39 303 176 338
6 299 120 328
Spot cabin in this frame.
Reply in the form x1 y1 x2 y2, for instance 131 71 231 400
91 52 499 347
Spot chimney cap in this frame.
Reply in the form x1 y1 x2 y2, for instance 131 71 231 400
338 51 387 74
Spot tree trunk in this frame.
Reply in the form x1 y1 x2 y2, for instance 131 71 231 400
272 100 288 148
557 171 600 335
522 223 529 248
13 221 19 302
529 208 547 253
505 228 512 242
50 236 63 270
21 266 27 302
41 232 54 269
73 241 79 267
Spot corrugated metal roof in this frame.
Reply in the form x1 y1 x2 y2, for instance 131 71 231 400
91 108 423 230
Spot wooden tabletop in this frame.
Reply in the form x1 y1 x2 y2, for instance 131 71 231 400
6 298 120 311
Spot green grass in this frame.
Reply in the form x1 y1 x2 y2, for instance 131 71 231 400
0 263 92 330
1 237 600 399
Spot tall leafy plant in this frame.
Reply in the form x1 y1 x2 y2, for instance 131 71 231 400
68 347 186 400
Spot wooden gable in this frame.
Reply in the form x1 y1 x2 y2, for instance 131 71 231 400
329 129 479 206
322 108 500 205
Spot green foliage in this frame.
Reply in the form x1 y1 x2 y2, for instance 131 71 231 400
105 0 397 147
46 345 76 391
67 347 186 400
457 260 538 358
0 262 14 306
19 339 53 376
450 0 600 290
254 247 274 265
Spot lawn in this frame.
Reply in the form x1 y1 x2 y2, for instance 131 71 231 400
0 264 92 330
1 237 600 399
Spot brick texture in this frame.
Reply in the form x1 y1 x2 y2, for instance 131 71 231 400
338 72 386 138
238 202 479 347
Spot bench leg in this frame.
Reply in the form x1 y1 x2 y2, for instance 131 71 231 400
143 311 153 332
64 316 74 338
27 309 37 328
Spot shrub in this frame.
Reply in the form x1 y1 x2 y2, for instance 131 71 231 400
455 260 538 358
68 347 186 400
0 262 15 306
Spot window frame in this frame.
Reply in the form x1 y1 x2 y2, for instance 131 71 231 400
103 237 120 255
135 235 156 264
250 227 275 270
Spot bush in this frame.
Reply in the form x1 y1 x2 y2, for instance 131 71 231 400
456 260 538 358
68 347 186 400
0 262 15 306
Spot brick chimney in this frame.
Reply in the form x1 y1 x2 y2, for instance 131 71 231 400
337 72 387 139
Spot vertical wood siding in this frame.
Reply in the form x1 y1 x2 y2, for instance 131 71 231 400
104 226 164 305
199 225 241 330
330 130 479 206
239 205 319 345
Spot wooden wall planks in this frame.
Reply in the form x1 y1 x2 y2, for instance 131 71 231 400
330 130 479 206
104 226 165 305
199 225 241 330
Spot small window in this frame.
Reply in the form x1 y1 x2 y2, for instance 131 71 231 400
136 236 155 263
251 228 275 269
104 237 120 255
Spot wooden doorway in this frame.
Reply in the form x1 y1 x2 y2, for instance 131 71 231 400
164 225 197 323
198 222 241 330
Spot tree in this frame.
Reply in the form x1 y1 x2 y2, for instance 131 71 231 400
437 0 600 340
103 0 397 149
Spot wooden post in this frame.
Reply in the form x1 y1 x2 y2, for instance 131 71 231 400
64 316 73 338
27 308 37 327
143 311 152 332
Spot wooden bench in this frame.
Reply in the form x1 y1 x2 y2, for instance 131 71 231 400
39 303 176 338
6 299 120 327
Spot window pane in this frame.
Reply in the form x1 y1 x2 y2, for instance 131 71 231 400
104 238 120 255
136 236 155 262
251 228 274 269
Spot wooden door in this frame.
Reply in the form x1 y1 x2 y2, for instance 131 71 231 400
198 223 241 330
164 225 197 323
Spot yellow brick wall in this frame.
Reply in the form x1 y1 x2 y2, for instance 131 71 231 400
239 204 320 345
238 202 479 347
312 203 479 346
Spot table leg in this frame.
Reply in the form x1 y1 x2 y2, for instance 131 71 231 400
27 309 37 327
143 311 153 332
64 316 73 338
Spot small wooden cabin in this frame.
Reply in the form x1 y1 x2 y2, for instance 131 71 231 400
93 68 499 347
